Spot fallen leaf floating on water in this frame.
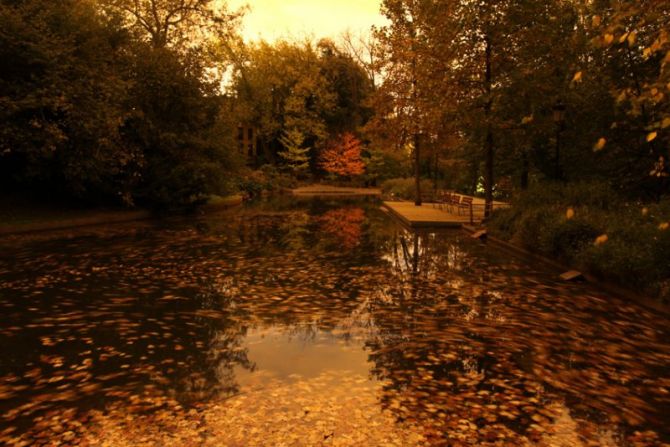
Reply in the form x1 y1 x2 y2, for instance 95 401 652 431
594 234 609 245
1 207 670 446
594 137 607 151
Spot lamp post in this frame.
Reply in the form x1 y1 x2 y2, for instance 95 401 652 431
553 100 566 180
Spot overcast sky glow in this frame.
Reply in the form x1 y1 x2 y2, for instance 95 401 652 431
227 0 388 43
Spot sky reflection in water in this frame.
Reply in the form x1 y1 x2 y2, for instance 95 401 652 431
0 197 669 446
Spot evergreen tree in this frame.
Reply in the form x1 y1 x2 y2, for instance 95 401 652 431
278 128 310 177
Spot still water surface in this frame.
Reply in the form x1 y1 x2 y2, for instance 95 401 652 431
0 197 669 446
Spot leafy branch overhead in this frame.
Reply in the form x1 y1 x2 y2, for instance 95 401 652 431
101 0 244 48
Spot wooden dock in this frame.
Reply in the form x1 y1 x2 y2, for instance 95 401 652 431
290 185 381 197
382 201 471 228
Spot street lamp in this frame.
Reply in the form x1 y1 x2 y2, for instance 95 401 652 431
553 100 566 180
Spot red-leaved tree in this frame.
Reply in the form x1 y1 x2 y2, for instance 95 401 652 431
319 133 365 177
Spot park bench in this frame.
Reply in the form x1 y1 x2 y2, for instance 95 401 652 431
457 196 473 215
448 195 461 213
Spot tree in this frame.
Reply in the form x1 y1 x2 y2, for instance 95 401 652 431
226 39 335 167
101 0 243 49
0 0 138 202
126 46 241 208
225 38 373 174
363 147 407 186
338 30 381 88
278 128 310 177
317 38 374 136
441 0 518 216
372 0 467 205
319 133 365 177
0 0 243 208
372 0 615 202
374 0 429 205
595 0 670 194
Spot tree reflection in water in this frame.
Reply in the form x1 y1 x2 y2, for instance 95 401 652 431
367 227 670 445
317 207 366 249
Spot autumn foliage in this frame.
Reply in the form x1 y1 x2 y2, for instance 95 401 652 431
319 133 365 177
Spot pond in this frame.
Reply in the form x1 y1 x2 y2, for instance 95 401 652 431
0 197 669 446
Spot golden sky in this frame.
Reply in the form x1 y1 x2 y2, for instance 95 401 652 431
227 0 388 42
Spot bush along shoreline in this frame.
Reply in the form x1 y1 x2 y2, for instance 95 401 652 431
488 182 670 303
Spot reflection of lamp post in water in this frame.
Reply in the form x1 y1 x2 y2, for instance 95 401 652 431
553 100 566 180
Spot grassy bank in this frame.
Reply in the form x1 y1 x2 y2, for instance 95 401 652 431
488 183 670 302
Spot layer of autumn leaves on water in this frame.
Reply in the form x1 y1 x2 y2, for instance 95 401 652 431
0 205 669 446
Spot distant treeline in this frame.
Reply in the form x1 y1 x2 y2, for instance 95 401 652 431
0 0 375 209
370 0 670 201
3 0 669 210
0 0 242 208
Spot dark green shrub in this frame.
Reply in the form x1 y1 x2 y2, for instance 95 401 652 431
488 207 519 240
513 181 620 210
577 215 670 300
488 184 670 301
542 218 600 261
579 237 656 289
562 182 620 210
363 149 408 185
259 164 297 190
237 165 297 197
510 207 560 250
238 170 266 197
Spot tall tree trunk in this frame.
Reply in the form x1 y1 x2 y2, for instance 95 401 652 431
469 158 479 195
521 149 529 190
484 35 494 218
433 150 439 195
411 27 422 207
407 9 422 207
414 133 422 206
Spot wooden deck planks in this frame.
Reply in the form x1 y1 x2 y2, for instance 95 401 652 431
382 201 472 228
